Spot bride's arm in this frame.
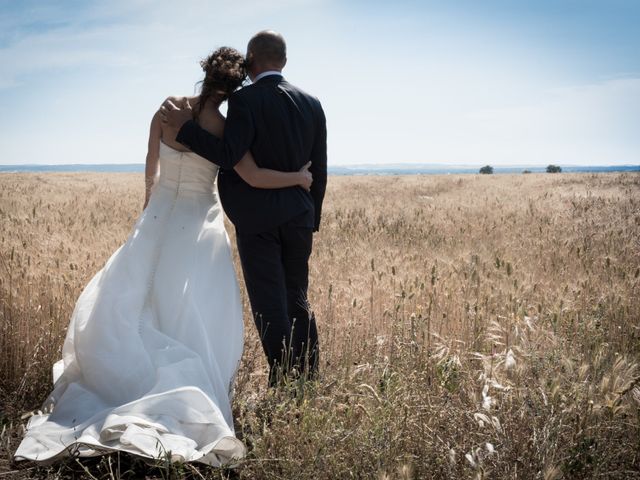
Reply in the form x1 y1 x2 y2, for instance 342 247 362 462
234 152 312 191
144 111 162 208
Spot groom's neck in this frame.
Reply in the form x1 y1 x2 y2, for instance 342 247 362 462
249 63 284 82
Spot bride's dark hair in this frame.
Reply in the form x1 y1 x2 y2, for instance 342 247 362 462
197 47 246 113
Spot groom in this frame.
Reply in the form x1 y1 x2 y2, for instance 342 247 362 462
161 31 327 386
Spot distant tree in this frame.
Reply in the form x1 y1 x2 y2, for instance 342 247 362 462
546 164 562 173
479 165 494 175
522 169 532 174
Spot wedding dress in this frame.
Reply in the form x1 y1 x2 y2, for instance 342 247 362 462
14 142 246 466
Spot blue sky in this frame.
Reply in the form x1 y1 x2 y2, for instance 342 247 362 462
0 0 638 166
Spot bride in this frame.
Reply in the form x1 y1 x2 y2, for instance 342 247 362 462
14 47 312 466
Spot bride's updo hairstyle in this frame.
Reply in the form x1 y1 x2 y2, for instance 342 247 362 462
198 47 246 112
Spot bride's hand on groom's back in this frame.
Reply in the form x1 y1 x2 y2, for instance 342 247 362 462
298 161 313 191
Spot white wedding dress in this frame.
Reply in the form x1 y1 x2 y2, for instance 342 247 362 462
14 142 246 466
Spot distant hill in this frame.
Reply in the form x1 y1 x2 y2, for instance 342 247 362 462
328 164 640 175
1 163 638 175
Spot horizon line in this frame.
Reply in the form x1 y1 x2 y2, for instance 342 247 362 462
1 162 639 168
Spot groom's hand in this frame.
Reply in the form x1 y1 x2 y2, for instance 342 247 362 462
159 98 192 141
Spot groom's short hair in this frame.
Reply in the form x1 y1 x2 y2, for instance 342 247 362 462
248 30 286 67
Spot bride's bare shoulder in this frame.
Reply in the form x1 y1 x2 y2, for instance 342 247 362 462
162 95 200 109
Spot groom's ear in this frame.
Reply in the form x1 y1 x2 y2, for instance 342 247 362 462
281 56 287 69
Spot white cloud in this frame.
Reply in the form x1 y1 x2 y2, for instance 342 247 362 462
0 0 326 89
454 77 640 165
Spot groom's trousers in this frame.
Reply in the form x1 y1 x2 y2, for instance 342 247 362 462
235 210 319 386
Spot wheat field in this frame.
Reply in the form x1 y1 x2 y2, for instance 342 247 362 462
1 172 639 479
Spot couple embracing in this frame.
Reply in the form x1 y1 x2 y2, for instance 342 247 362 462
14 30 327 467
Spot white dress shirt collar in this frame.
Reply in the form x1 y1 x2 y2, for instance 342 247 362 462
253 71 283 83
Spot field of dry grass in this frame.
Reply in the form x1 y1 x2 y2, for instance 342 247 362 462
1 172 639 479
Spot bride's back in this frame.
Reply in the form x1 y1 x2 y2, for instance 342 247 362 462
155 96 223 197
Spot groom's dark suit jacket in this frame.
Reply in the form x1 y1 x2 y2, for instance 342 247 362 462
176 74 327 234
